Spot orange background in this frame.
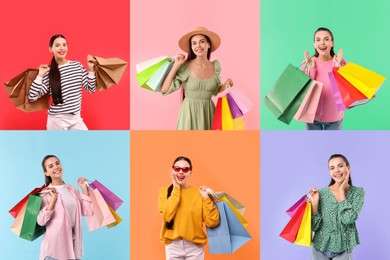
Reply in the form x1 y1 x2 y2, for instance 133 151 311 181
130 131 260 260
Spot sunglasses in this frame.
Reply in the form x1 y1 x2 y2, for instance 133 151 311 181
172 166 192 173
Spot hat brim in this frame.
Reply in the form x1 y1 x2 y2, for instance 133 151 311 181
178 30 221 53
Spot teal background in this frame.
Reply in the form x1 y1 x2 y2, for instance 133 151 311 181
1 131 130 259
261 0 390 129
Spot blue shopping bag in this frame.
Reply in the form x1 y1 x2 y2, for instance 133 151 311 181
206 201 251 254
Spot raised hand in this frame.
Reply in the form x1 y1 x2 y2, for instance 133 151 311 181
38 64 50 77
199 185 209 199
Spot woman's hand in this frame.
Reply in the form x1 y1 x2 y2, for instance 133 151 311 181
224 78 234 88
199 185 209 199
173 54 186 68
38 64 50 77
304 50 315 69
87 54 96 72
170 171 180 188
77 177 90 195
47 187 57 211
334 48 344 66
340 169 350 193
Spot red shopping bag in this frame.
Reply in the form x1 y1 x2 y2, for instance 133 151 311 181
279 202 307 243
332 67 371 109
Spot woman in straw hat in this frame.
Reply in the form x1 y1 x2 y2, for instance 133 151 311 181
161 27 233 130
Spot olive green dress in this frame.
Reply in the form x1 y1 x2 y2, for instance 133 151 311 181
164 60 221 130
312 186 365 253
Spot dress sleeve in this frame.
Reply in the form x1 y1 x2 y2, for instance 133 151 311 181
158 186 181 222
37 195 54 226
311 211 322 232
163 63 189 96
338 187 365 225
80 62 96 93
202 198 220 228
213 60 222 96
28 73 50 102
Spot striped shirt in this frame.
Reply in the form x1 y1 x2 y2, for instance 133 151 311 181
28 60 96 115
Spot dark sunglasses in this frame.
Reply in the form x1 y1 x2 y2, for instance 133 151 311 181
172 166 191 173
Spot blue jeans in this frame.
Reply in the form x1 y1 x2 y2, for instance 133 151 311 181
305 120 343 130
311 247 352 260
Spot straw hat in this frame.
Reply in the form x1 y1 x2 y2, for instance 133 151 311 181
178 26 221 53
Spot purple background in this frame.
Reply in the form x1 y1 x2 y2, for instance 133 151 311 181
261 131 390 260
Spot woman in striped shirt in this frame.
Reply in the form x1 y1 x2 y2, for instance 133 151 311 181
28 34 96 130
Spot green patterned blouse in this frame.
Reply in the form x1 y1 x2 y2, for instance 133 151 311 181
312 186 365 253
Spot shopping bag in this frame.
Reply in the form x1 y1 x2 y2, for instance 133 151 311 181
10 202 28 236
337 62 386 99
143 60 173 92
279 202 306 243
206 188 246 216
264 64 312 124
9 186 47 218
285 195 306 217
93 56 128 91
211 97 222 130
89 179 123 211
295 202 312 246
332 67 371 108
135 56 172 88
207 201 251 254
19 195 46 241
85 188 116 231
226 92 243 119
4 69 50 112
294 80 323 123
328 70 348 111
106 203 123 228
227 87 254 115
212 97 246 130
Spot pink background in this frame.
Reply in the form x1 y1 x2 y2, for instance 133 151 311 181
130 0 260 130
0 0 130 130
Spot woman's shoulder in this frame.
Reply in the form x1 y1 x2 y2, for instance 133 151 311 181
212 60 221 73
350 186 365 195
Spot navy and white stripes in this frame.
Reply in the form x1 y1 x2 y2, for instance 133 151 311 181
28 61 96 115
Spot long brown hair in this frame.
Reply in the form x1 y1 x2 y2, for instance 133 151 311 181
48 34 66 105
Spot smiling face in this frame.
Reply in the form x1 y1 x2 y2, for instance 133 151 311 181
190 34 210 58
171 159 192 188
44 156 63 183
328 157 349 184
314 30 334 58
49 37 68 61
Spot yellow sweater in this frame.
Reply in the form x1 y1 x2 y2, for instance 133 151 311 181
158 186 220 245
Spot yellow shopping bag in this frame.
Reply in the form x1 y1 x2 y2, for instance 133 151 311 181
337 62 386 99
217 196 248 228
106 203 123 228
295 202 311 246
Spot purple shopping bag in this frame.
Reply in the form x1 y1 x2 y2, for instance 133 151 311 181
226 93 244 119
228 88 254 115
89 180 123 211
286 195 306 217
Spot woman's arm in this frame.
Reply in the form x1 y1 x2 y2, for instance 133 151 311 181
80 59 96 93
160 55 186 94
202 198 220 228
28 66 50 102
75 179 93 216
338 187 365 225
158 186 181 222
37 190 57 226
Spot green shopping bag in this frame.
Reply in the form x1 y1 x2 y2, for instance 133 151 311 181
135 57 172 89
264 64 312 124
19 194 45 241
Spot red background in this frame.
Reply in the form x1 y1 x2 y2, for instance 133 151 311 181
0 0 130 129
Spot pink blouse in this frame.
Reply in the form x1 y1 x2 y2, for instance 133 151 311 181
303 58 346 123
37 184 92 260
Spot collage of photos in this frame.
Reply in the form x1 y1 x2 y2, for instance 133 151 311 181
1 0 390 259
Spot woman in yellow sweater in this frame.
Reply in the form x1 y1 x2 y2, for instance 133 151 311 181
158 156 220 259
